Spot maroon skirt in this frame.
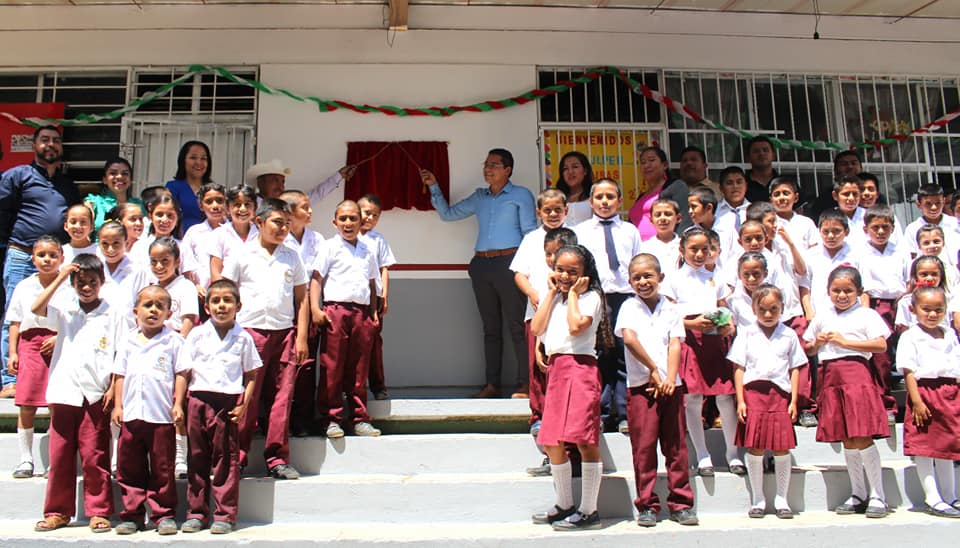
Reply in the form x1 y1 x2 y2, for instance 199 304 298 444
815 356 889 443
680 329 733 396
537 354 602 447
736 381 797 451
903 378 960 460
13 328 55 407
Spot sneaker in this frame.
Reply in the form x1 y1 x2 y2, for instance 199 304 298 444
669 508 699 526
529 420 541 438
353 422 381 437
156 518 178 535
618 420 630 435
326 423 345 439
12 461 33 479
552 510 600 531
115 521 140 535
180 518 204 533
526 457 551 477
269 464 301 480
798 411 818 427
835 495 867 515
374 389 390 400
636 508 657 527
175 460 188 479
210 521 233 534
531 504 576 524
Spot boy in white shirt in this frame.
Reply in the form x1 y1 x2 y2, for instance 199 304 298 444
904 183 960 259
31 254 126 533
714 166 751 266
311 200 380 438
358 194 398 401
221 198 309 480
638 199 682 279
770 176 820 250
176 279 262 535
805 209 861 317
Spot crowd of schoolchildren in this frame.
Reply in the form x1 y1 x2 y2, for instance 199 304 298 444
5 133 960 535
4 140 395 534
518 142 960 531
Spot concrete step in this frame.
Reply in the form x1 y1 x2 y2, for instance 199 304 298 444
3 510 960 547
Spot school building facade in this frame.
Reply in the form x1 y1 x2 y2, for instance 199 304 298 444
1 1 957 393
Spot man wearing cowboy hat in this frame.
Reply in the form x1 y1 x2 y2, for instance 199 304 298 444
247 159 292 201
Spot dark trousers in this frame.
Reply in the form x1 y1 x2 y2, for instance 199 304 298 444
525 321 546 423
600 292 630 425
468 254 528 387
317 303 375 426
187 392 240 525
291 326 320 432
367 318 386 393
869 297 899 414
238 328 297 469
44 400 114 519
627 385 693 513
117 420 177 523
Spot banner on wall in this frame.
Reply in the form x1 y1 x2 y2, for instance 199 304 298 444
543 129 659 208
0 103 65 171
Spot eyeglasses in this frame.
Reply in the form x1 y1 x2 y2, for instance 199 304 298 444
482 162 504 169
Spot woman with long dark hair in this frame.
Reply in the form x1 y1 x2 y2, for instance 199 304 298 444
165 140 212 232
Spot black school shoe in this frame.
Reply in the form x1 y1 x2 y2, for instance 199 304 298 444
552 510 601 531
669 508 699 526
835 495 868 515
532 505 576 524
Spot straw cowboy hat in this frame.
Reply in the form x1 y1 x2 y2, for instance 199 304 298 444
245 159 292 186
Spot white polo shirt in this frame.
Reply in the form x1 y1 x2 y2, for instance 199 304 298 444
662 263 726 317
638 234 680 279
129 235 183 271
614 295 685 388
804 242 860 316
5 274 72 333
896 325 960 380
727 284 756 331
112 327 184 424
894 293 953 331
45 297 127 407
859 242 909 300
728 323 807 393
181 220 216 288
285 229 325 280
63 243 98 264
360 229 397 297
222 240 308 330
510 226 554 322
313 235 379 306
206 222 259 267
778 213 820 250
574 215 642 294
177 322 262 395
155 275 199 333
541 289 602 357
904 214 960 259
802 303 890 361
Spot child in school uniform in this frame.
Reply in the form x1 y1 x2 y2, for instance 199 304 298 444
770 176 820 250
181 183 227 294
713 167 751 267
32 254 126 533
311 200 380 438
896 285 960 518
221 198 310 479
175 279 261 534
98 221 150 296
904 183 960 259
805 209 861 317
279 189 325 436
727 252 768 331
209 185 259 282
107 202 145 253
915 224 960 289
574 178 642 434
111 285 185 535
832 175 869 250
731 284 806 519
63 204 98 263
7 236 68 479
512 189 569 438
530 244 612 531
662 226 742 477
857 173 904 245
803 266 892 518
130 194 182 268
358 194 397 401
616 253 698 527
895 256 952 333
637 198 682 279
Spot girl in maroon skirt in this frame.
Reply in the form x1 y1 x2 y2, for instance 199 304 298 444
662 226 741 477
803 266 891 518
730 284 807 519
530 245 613 531
895 286 960 518
5 236 66 479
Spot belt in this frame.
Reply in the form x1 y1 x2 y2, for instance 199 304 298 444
474 247 518 258
8 243 31 254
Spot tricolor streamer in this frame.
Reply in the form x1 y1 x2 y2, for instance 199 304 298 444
1 64 957 153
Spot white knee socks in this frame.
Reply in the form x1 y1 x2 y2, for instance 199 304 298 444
935 458 958 504
746 453 765 508
17 427 34 464
774 454 792 510
916 456 942 507
579 462 603 515
860 444 886 508
551 460 574 509
684 394 711 468
716 395 741 466
843 448 867 502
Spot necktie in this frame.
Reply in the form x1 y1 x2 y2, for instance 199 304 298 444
734 207 742 231
600 220 619 271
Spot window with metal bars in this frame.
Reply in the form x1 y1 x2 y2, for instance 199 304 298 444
132 68 257 116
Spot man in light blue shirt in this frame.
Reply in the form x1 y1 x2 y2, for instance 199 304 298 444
421 148 537 398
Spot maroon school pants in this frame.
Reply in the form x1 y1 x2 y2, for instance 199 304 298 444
117 420 176 523
187 391 241 525
869 298 898 413
317 303 375 426
291 325 320 431
627 385 693 514
239 327 297 469
367 318 387 393
526 320 547 424
44 400 114 519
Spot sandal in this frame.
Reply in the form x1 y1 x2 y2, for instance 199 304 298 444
34 514 69 532
89 516 112 532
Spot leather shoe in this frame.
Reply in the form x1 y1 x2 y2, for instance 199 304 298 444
470 384 501 398
511 384 529 399
532 504 576 524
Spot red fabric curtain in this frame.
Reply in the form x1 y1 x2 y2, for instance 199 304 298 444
345 141 449 210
